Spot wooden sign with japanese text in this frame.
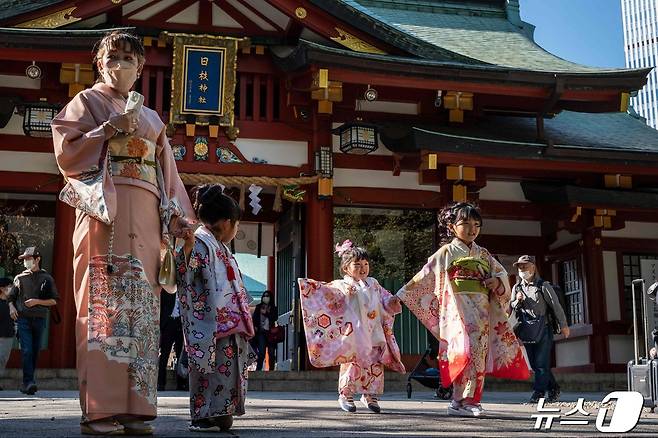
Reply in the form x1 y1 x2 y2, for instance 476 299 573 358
164 32 248 136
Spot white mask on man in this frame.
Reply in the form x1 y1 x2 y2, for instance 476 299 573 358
23 259 34 270
262 296 270 304
102 61 138 93
518 270 533 282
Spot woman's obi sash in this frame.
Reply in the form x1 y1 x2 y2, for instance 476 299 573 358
108 135 157 187
448 256 490 295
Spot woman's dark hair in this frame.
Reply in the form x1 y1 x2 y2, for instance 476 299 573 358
338 246 370 274
191 184 241 225
437 202 483 245
0 277 11 288
261 290 271 299
93 30 145 79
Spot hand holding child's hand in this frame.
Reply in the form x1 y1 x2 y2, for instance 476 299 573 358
483 277 501 290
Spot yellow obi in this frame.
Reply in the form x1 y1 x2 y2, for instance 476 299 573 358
108 135 157 187
448 256 490 295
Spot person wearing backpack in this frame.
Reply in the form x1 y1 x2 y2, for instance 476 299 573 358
511 255 570 403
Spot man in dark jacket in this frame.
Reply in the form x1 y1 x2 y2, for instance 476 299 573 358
511 255 570 404
7 247 58 395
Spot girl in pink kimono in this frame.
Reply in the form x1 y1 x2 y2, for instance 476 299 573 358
298 240 405 414
52 31 195 435
397 203 529 417
177 184 256 433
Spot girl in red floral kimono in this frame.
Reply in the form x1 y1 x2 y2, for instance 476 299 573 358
298 240 405 414
397 203 529 417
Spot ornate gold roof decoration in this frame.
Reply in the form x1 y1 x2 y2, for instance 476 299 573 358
331 28 386 55
15 7 81 29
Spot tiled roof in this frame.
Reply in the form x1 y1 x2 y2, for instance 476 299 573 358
440 111 658 153
319 0 627 73
0 0 63 22
392 111 658 162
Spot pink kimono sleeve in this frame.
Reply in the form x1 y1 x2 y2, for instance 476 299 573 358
396 257 440 340
377 281 402 315
51 91 108 177
156 127 195 224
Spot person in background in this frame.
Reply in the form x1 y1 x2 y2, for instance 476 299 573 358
0 277 16 391
511 255 570 403
158 291 187 391
250 290 278 371
6 247 58 395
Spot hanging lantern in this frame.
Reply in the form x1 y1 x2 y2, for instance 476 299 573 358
332 122 378 155
314 146 333 178
22 99 59 137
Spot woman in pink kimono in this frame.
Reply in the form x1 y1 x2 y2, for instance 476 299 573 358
397 203 529 417
298 240 405 414
52 31 195 435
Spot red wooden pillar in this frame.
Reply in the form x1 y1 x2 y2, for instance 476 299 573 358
48 200 77 368
305 111 333 281
582 227 609 371
267 255 275 297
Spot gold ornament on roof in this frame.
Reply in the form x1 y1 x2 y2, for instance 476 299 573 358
295 7 307 19
15 7 80 29
331 28 386 55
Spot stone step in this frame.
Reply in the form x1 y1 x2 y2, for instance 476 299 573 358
0 369 628 393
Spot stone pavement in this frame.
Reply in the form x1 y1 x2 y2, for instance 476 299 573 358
1 390 657 437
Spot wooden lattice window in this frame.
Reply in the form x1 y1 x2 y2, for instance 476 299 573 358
561 259 584 325
622 254 658 322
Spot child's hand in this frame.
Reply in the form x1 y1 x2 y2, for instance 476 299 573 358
483 277 501 290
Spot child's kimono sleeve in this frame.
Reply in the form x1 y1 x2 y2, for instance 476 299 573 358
176 241 219 374
396 256 441 340
298 278 361 368
373 280 406 373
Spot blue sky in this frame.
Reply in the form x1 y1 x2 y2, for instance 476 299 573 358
520 0 625 68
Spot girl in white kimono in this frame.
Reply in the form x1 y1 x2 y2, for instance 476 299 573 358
397 203 529 417
298 240 405 414
177 184 255 433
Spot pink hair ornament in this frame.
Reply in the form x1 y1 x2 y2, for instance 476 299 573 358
334 239 353 256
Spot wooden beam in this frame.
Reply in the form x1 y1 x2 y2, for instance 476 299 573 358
429 151 658 176
176 161 309 177
333 186 444 208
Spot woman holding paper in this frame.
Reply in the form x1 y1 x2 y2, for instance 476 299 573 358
52 31 195 435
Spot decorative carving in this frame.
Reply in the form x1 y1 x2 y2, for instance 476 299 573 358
331 28 386 55
295 7 307 19
194 137 209 161
15 7 81 28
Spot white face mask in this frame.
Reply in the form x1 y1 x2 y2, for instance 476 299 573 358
262 296 270 304
102 61 137 93
23 259 34 270
518 270 533 281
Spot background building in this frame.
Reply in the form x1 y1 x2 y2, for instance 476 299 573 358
622 0 658 127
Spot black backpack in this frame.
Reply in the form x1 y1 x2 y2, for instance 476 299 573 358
536 279 566 335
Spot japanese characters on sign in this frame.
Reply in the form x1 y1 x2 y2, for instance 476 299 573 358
181 46 225 115
164 32 246 136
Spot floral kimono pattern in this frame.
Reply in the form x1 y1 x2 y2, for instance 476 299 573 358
397 239 529 403
299 276 405 395
52 83 194 422
176 225 256 419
